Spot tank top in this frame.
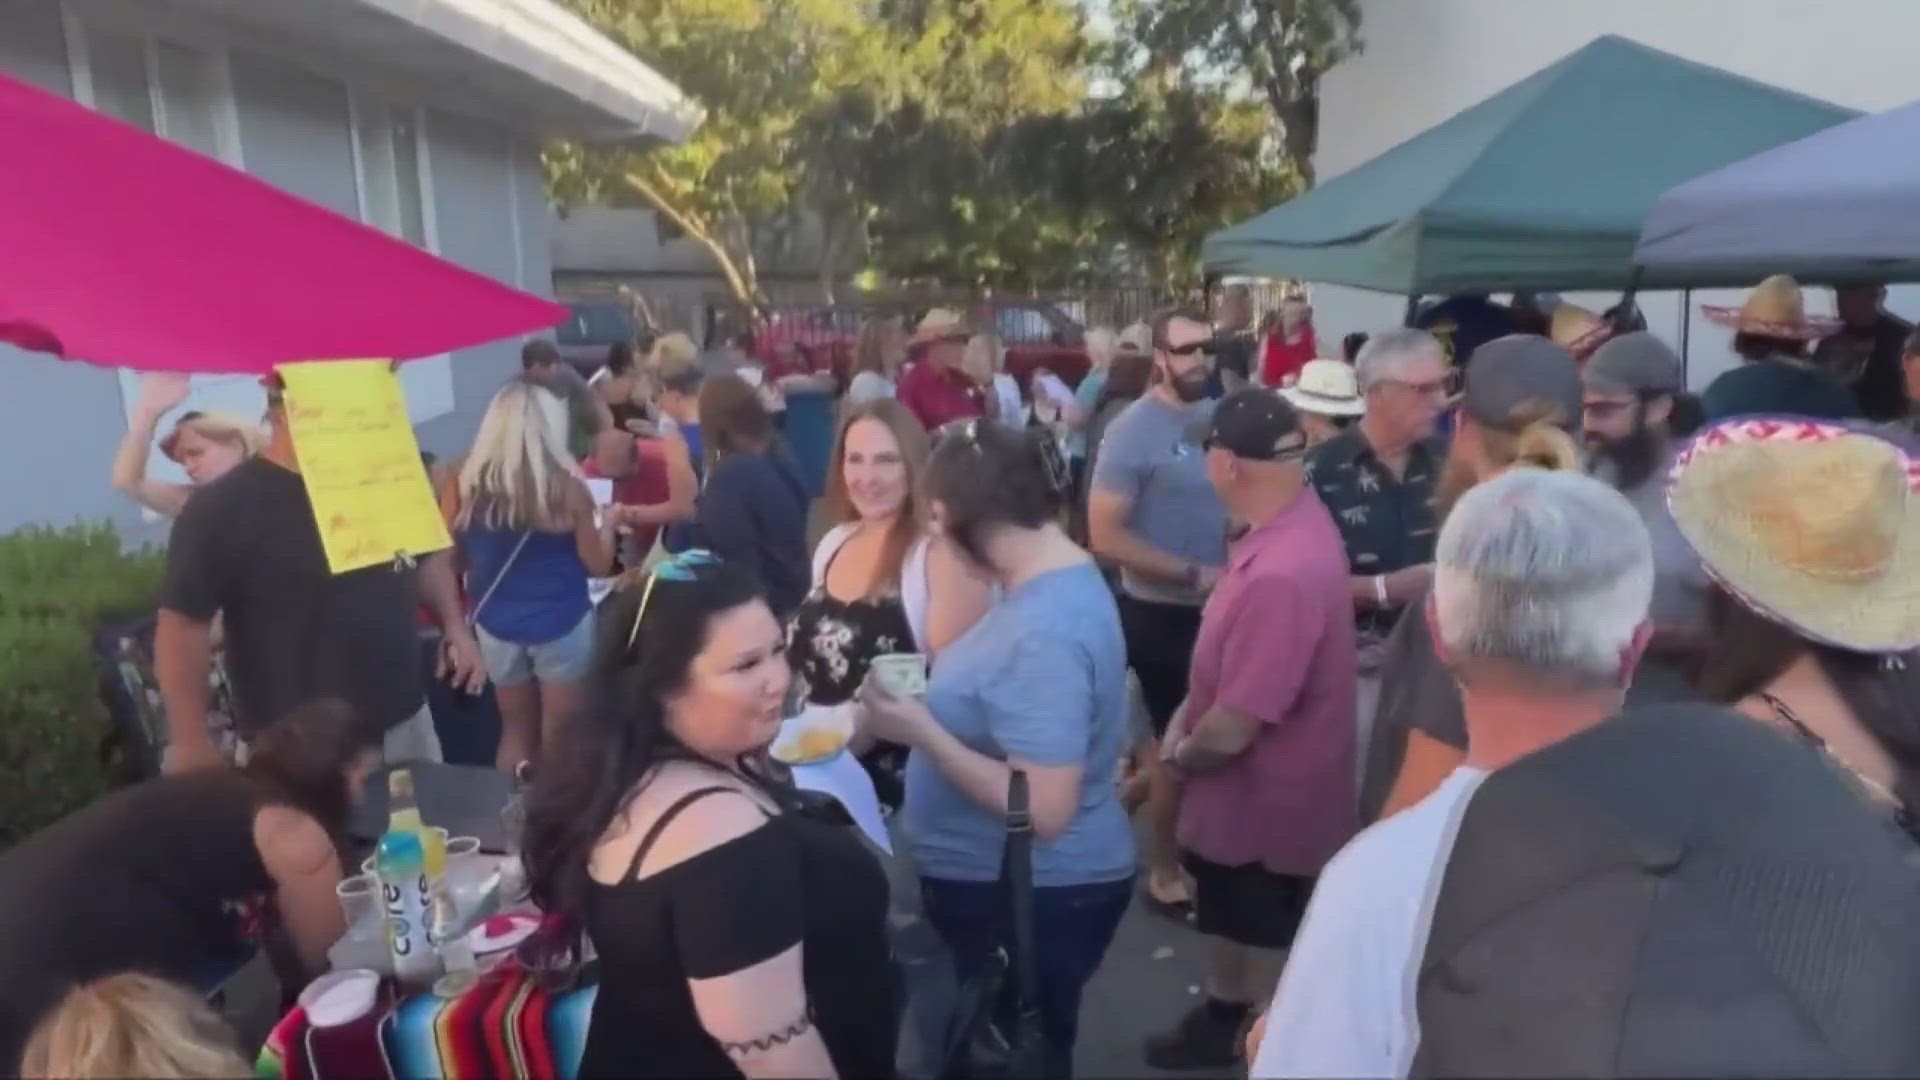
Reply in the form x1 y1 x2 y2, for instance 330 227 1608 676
459 526 591 644
579 784 898 1078
0 772 275 1067
787 534 917 707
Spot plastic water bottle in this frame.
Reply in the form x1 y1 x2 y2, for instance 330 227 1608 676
376 828 439 984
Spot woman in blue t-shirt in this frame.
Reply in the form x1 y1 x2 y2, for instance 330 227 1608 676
439 380 616 772
858 420 1136 1080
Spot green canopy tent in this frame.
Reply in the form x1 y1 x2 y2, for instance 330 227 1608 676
1202 36 1857 294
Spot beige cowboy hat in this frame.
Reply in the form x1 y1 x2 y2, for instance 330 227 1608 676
1549 303 1614 362
1279 359 1365 417
1667 416 1920 653
1701 274 1842 341
909 307 972 346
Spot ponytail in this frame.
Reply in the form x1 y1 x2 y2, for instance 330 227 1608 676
1497 400 1582 473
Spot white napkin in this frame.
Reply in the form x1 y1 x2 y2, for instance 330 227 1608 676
791 750 893 855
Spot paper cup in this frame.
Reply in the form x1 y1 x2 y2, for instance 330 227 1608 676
300 969 382 1028
870 653 928 698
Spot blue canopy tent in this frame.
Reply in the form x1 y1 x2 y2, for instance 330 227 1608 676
1203 36 1856 294
1635 97 1920 286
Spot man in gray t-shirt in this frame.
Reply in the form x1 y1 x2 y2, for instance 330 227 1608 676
1088 307 1229 910
1581 333 1710 701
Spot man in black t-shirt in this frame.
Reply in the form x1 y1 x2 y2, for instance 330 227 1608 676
154 377 484 772
1815 284 1913 422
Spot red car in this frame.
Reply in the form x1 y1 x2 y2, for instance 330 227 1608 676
753 300 1093 394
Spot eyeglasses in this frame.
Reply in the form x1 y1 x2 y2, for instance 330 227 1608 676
1376 372 1460 399
626 548 722 650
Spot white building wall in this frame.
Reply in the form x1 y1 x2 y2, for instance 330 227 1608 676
1309 0 1920 388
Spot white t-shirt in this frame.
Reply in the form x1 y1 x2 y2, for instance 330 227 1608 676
990 372 1023 425
1250 767 1489 1080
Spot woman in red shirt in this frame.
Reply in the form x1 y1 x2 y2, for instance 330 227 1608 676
1259 298 1317 387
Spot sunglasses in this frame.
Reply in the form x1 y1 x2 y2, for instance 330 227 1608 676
625 548 722 651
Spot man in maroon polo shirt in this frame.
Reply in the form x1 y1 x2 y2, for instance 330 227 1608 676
1147 388 1359 1070
897 307 987 431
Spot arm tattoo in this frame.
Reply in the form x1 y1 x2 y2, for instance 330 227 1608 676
720 1005 817 1059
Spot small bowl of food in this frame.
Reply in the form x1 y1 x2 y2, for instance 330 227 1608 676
771 703 855 766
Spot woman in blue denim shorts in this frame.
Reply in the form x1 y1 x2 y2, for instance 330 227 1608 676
440 379 617 771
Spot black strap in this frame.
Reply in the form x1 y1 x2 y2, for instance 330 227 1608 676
624 786 739 880
1000 770 1039 1013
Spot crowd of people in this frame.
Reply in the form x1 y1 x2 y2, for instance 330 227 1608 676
5 275 1920 1078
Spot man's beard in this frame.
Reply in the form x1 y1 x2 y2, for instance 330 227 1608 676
1171 369 1210 403
1588 414 1663 491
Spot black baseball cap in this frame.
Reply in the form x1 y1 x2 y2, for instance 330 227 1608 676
1203 388 1307 461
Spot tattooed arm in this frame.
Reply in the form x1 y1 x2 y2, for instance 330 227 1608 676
644 790 839 1079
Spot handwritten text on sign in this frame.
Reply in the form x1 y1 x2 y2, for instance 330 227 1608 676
278 359 451 575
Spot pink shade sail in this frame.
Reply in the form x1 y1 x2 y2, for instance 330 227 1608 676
0 69 568 374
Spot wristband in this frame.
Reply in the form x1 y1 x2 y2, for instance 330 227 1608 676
1372 574 1390 608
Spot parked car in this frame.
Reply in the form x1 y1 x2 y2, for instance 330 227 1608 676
555 299 638 378
753 299 1094 394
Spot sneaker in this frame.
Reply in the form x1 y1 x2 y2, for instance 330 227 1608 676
1143 1002 1245 1071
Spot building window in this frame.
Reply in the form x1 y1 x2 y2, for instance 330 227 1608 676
63 15 241 166
351 95 436 250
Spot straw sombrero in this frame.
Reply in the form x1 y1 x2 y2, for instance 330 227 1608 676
1279 359 1365 417
1701 274 1841 341
909 308 972 346
1549 303 1614 362
1667 416 1920 653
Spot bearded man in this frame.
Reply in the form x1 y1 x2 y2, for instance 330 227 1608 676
1580 332 1710 702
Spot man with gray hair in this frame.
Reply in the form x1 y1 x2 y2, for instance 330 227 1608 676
1304 328 1451 789
1247 468 1655 1078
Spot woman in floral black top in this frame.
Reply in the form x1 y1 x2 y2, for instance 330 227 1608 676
788 400 993 802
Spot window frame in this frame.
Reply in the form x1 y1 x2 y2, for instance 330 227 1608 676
346 90 441 254
61 4 246 170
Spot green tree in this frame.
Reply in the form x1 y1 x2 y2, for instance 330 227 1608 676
1114 0 1363 183
547 0 885 312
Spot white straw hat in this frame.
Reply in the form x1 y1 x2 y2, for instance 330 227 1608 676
1278 359 1365 417
1667 416 1920 653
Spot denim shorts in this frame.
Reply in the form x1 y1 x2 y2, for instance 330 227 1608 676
476 611 595 687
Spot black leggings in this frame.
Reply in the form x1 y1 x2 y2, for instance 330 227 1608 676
1116 594 1205 738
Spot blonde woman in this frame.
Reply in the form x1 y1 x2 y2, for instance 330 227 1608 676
963 333 1022 425
110 372 260 517
1362 336 1586 824
438 381 617 771
847 317 907 405
19 974 251 1079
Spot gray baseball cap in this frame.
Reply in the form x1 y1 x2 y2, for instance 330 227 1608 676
1584 331 1682 396
1460 334 1583 430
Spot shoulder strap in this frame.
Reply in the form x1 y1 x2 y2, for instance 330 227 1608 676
902 535 932 649
812 524 855 587
468 530 534 627
624 785 739 880
1000 771 1039 1010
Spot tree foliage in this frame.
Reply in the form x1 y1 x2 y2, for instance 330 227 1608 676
548 0 1300 302
1114 0 1363 183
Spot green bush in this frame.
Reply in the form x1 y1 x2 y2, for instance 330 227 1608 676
0 524 165 847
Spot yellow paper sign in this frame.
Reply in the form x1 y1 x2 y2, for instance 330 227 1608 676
277 359 452 575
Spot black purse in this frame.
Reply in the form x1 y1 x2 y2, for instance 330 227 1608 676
935 771 1047 1080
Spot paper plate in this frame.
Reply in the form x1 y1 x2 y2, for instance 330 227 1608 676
467 913 541 957
770 703 855 766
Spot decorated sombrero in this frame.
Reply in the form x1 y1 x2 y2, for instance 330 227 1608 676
1667 416 1920 653
1700 274 1841 341
1548 303 1614 362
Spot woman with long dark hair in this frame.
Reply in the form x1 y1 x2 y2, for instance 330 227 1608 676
693 374 813 619
524 554 897 1079
0 699 381 1070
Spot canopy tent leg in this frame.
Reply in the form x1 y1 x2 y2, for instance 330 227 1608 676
1679 288 1693 387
